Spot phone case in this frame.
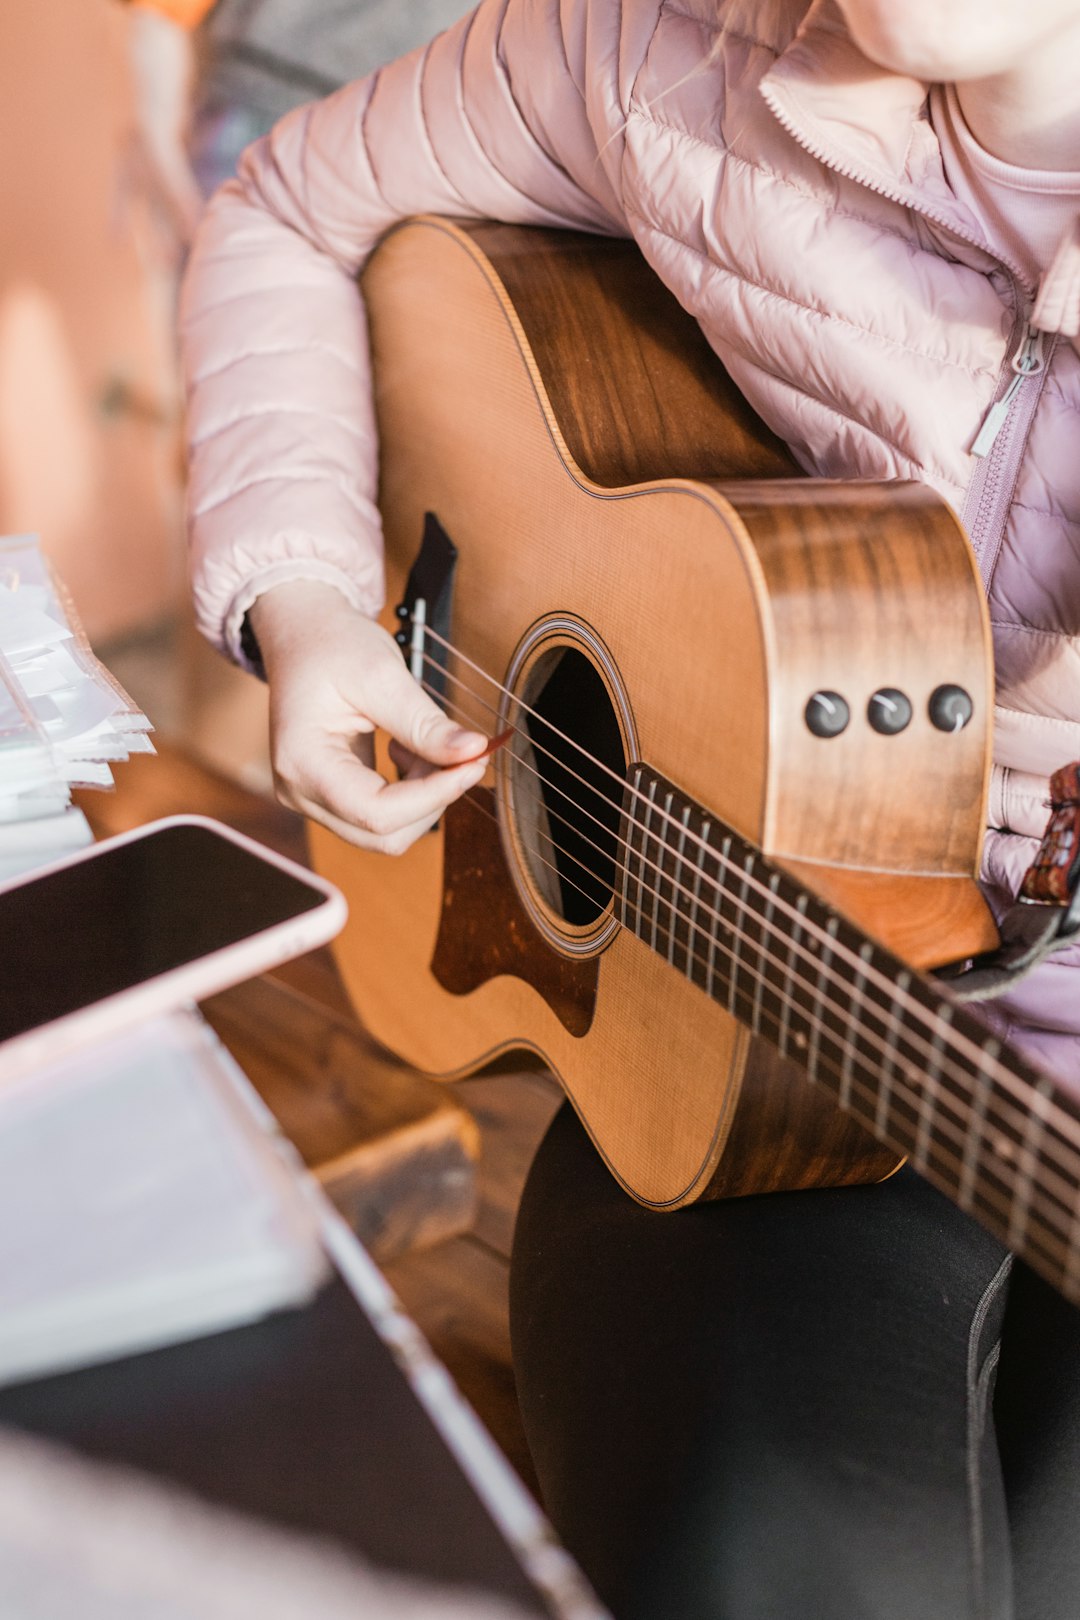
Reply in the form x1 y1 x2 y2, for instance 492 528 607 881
0 816 347 1090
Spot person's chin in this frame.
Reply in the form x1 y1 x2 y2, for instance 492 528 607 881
834 0 1014 84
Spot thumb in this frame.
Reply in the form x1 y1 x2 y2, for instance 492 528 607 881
365 660 488 766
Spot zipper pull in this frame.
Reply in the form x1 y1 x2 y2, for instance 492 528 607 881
972 324 1046 458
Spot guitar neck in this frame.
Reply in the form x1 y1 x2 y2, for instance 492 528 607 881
616 764 1080 1297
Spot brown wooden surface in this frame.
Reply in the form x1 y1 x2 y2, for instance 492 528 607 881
310 217 996 1212
464 222 798 490
702 1039 900 1198
776 861 1001 970
735 478 993 877
452 1070 563 1257
200 975 480 1262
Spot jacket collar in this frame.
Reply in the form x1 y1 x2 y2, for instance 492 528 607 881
760 0 961 215
758 0 1080 323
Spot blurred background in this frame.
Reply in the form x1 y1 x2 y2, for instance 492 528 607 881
0 0 469 792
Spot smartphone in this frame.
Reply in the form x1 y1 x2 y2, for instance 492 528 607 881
0 816 347 1085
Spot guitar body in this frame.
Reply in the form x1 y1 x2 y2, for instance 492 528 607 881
309 218 999 1209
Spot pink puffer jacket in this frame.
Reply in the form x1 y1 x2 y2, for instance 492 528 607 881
181 0 1080 1075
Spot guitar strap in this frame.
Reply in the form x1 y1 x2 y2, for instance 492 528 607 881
949 761 1080 1003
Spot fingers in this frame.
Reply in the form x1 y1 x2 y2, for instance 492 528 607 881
364 653 488 766
253 588 492 849
275 733 488 855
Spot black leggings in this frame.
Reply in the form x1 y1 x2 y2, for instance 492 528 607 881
510 1104 1080 1620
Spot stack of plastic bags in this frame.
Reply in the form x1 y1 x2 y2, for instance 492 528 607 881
0 534 153 883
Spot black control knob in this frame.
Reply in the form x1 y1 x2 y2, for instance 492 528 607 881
805 691 850 738
929 684 974 732
868 688 912 735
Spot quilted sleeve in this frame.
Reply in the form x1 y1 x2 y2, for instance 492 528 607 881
181 0 627 667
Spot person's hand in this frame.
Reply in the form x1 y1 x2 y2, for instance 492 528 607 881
249 581 490 853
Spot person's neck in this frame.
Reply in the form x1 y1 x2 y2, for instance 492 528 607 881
957 29 1080 170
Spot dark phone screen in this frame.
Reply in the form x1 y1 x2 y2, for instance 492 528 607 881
0 823 327 1045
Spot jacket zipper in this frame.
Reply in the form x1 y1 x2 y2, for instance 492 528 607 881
964 313 1055 585
970 323 1047 458
758 84 1048 587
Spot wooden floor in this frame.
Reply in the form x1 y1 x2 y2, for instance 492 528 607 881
76 718 561 1495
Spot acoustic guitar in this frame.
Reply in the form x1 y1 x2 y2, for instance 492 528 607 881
308 216 1080 1304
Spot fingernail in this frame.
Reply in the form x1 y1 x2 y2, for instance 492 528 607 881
447 726 487 753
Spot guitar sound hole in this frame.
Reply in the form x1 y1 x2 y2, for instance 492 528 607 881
514 647 626 927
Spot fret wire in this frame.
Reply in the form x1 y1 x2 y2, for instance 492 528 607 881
433 699 1080 1205
643 779 660 954
837 941 874 1112
752 988 788 1054
761 874 796 1052
687 815 708 990
423 654 1068 1131
725 933 793 1056
707 832 729 1004
874 969 910 1141
760 871 789 1056
730 853 756 1024
634 773 651 942
777 894 809 1063
748 868 781 1037
618 767 640 933
804 916 839 1086
658 790 675 962
634 769 649 936
636 775 651 935
912 1008 951 1173
670 803 691 971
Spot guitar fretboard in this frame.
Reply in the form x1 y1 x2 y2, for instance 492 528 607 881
616 765 1080 1301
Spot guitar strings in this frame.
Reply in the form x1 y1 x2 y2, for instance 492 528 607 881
416 658 1080 1214
418 649 1080 1146
420 645 1080 1171
412 631 1080 1274
417 664 1080 1218
433 681 1080 1210
417 631 1080 1152
444 772 1077 1272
